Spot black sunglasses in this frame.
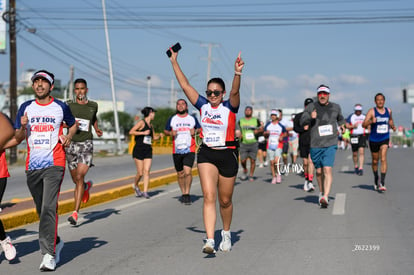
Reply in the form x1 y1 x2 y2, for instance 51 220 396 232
206 90 223 97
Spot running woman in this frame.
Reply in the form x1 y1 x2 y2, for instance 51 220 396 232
362 93 396 192
168 45 244 254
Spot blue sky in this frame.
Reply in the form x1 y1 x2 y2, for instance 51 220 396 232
1 0 414 127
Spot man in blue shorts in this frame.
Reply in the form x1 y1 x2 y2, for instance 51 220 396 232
300 85 345 208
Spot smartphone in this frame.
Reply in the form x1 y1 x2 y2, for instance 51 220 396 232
166 42 182 57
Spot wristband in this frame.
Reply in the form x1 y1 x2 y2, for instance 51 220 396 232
235 71 242 76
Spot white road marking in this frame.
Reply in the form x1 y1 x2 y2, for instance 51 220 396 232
332 193 346 215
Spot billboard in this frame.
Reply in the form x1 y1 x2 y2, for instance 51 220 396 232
0 0 6 53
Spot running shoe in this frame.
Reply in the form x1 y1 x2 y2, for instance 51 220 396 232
318 192 323 206
307 182 315 192
271 177 277 184
319 195 329 208
249 176 254 182
68 211 78 226
143 192 150 199
202 238 216 254
0 236 16 261
258 163 264 168
303 180 309 191
133 184 143 197
276 174 282 184
39 253 55 271
354 167 359 174
264 161 269 167
82 181 93 203
378 184 387 192
374 183 378 191
240 173 248 181
219 230 232 252
358 169 363 176
55 237 64 265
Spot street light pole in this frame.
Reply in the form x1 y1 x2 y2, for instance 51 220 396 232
147 76 151 106
102 0 122 154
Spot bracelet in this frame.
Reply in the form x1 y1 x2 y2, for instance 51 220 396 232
235 71 242 76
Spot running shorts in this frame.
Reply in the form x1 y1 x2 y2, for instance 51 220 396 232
350 135 367 152
239 142 259 161
369 139 389 153
197 145 238 178
310 145 337 169
65 140 94 170
173 152 195 172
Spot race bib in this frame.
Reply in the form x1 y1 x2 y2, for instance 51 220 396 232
175 133 189 150
258 136 265 143
245 132 255 140
32 132 52 150
268 136 279 150
204 131 226 147
318 125 333 136
76 118 90 132
377 124 388 134
143 136 152 145
350 137 359 144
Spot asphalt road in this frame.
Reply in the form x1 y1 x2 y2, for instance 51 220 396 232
1 148 414 274
3 154 173 202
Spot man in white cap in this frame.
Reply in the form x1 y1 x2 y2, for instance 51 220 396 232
264 109 287 184
300 85 346 208
13 70 78 271
346 104 367 175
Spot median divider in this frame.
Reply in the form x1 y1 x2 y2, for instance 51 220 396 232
2 167 198 230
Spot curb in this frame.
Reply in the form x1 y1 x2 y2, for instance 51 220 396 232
2 168 198 230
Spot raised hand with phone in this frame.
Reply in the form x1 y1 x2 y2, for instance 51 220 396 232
167 43 245 254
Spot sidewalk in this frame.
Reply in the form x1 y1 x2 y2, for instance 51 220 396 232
1 166 198 230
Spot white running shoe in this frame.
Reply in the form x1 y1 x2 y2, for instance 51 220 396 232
318 192 323 206
240 173 248 180
258 163 264 168
219 230 232 252
307 182 315 192
303 180 309 191
39 253 56 271
202 238 216 254
264 161 269 167
0 236 16 261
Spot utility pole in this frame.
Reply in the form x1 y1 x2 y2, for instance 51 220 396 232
8 0 17 164
67 65 74 101
146 76 151 106
201 43 218 83
170 79 175 109
102 0 122 154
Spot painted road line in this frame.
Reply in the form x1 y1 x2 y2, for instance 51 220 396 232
332 193 346 215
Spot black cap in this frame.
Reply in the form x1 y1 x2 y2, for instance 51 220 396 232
304 98 313 106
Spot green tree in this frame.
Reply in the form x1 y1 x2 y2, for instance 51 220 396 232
151 107 175 132
99 111 135 136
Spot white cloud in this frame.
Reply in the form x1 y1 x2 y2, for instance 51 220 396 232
295 74 330 88
335 74 368 85
258 75 288 90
